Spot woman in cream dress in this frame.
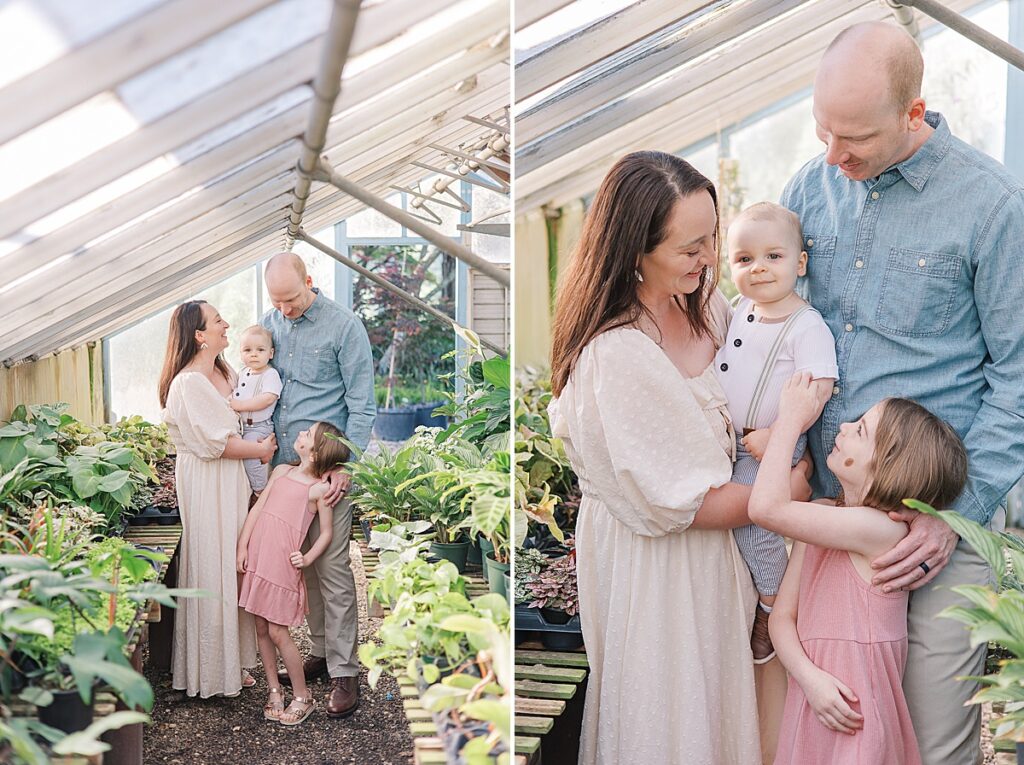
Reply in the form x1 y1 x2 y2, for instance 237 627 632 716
159 301 277 698
549 152 807 764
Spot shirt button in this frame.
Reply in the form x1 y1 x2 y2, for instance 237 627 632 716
855 260 864 268
746 314 755 323
806 238 814 248
845 323 853 332
832 385 840 396
871 191 880 200
918 258 926 267
720 363 729 372
734 339 742 347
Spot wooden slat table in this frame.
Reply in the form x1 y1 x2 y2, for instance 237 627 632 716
353 521 502 764
513 647 590 764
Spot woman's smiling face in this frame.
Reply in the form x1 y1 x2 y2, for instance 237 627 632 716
637 191 717 298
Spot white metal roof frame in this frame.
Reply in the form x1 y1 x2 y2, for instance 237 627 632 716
0 0 510 366
514 0 983 213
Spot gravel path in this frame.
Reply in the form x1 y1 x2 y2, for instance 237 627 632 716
142 543 413 765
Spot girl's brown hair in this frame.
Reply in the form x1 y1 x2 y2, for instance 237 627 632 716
158 301 231 408
550 151 721 395
864 398 968 511
309 422 351 478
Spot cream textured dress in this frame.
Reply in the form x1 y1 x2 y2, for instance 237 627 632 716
162 371 257 698
549 299 760 765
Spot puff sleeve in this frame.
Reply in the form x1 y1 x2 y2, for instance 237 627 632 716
162 372 241 460
549 330 733 537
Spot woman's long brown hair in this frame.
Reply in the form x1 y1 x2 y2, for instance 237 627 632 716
158 300 231 408
550 151 720 395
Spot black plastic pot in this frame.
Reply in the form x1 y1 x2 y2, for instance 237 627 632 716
373 408 417 442
415 656 480 695
467 535 482 566
359 517 372 543
541 630 584 651
38 688 94 734
415 402 448 428
540 607 572 625
429 540 470 573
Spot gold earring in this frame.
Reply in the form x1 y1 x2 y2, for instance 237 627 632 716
635 269 644 282
199 341 209 350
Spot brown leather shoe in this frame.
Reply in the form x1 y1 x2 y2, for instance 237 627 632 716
326 676 359 718
278 655 328 686
751 602 776 664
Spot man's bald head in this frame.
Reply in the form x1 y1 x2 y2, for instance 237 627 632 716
265 251 315 319
820 21 923 113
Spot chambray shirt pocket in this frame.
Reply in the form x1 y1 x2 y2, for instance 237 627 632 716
875 248 963 337
801 232 837 307
300 343 336 380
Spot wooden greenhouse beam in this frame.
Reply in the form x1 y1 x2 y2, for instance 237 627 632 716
297 229 506 354
0 37 508 296
520 0 806 146
2 114 503 360
516 0 808 163
313 159 511 287
515 0 576 31
514 0 977 209
0 0 279 147
515 0 712 102
0 0 456 243
284 0 362 245
29 141 491 360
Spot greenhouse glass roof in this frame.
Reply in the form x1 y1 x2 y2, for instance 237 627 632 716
0 0 510 366
514 0 983 212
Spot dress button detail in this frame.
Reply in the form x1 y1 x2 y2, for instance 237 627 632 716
734 339 742 347
855 259 863 268
871 191 880 200
845 323 853 332
720 363 728 372
746 314 755 323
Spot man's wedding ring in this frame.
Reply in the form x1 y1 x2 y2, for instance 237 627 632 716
919 561 931 575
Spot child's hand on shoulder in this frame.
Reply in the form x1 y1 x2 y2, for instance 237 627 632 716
289 551 308 569
779 371 821 432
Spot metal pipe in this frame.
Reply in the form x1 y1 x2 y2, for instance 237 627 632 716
883 0 921 45
410 131 510 209
295 228 506 354
285 0 362 246
888 0 1024 71
312 158 511 287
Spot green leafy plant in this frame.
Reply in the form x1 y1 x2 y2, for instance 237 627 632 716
912 499 1024 743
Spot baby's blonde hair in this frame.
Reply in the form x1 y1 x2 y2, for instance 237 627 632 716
241 325 274 346
731 202 804 252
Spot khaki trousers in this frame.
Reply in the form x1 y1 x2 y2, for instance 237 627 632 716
302 497 359 678
904 508 1004 765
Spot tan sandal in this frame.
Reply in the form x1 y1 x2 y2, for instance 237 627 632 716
279 695 316 726
263 687 285 721
241 669 257 689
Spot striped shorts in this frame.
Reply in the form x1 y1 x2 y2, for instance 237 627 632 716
732 432 807 596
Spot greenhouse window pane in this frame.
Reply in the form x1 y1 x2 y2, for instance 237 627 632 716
107 266 257 423
922 0 1007 162
683 142 719 185
346 194 403 237
728 95 819 207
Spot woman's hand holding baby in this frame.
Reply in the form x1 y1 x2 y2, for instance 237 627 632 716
259 434 277 464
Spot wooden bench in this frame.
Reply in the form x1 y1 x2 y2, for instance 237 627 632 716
513 647 590 764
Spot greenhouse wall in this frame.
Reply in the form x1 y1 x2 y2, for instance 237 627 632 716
469 266 511 354
0 344 103 424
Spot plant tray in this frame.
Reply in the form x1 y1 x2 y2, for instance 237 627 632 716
128 505 180 526
514 605 581 635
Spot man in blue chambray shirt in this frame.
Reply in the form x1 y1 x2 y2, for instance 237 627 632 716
260 251 376 719
781 22 1024 763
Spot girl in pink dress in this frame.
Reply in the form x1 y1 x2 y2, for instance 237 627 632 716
236 421 350 726
749 372 968 764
